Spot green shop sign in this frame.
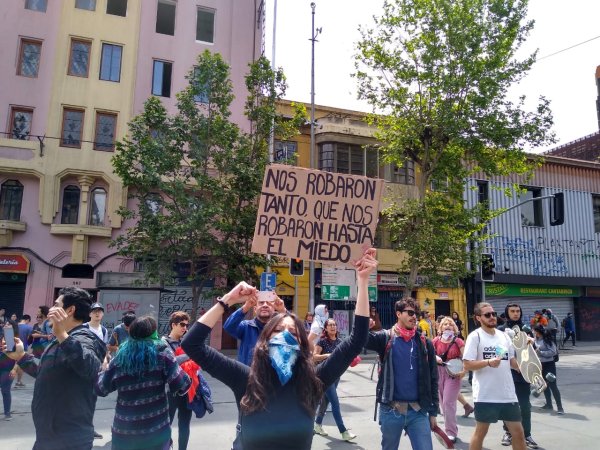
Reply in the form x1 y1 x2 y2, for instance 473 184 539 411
485 284 581 297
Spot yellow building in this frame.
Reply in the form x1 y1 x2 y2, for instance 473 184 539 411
272 100 467 331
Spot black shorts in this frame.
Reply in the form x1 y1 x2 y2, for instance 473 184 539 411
474 402 521 423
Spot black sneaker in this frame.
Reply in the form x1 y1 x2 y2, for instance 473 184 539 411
525 436 539 449
540 404 552 410
93 431 103 439
501 432 512 446
557 408 565 415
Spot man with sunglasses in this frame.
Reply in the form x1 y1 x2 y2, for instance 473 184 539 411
163 311 193 450
463 303 526 450
497 302 539 448
367 298 439 450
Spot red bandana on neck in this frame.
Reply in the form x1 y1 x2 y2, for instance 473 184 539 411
394 324 416 342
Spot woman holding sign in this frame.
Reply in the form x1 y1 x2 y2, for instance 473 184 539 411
182 248 377 450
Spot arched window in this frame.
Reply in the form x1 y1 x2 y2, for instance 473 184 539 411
61 185 80 224
0 180 24 221
88 188 107 226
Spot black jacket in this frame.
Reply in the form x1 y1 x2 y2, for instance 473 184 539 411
19 325 107 450
367 329 439 417
498 304 529 385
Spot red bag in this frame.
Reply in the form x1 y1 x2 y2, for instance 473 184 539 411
349 355 362 367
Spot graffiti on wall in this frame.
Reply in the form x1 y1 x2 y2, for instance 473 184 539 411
158 287 213 336
491 234 600 276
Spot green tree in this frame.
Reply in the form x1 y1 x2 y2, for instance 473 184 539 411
112 51 305 318
355 0 554 289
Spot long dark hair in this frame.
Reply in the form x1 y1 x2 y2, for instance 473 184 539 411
534 325 554 347
320 319 338 341
240 313 323 415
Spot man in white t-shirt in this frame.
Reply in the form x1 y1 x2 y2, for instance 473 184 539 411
85 303 108 343
463 302 526 450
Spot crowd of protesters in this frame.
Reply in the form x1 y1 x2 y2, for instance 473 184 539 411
0 265 580 450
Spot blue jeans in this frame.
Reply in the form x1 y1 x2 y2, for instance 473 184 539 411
168 392 192 450
315 380 347 433
379 404 433 450
1 371 14 415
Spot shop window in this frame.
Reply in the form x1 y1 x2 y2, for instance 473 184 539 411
152 60 172 97
61 185 80 224
196 7 215 43
9 107 33 140
94 112 117 151
61 108 85 148
75 0 96 11
100 43 122 82
68 39 91 77
0 180 24 221
88 188 107 226
17 39 42 77
156 0 176 36
106 0 127 16
25 0 47 12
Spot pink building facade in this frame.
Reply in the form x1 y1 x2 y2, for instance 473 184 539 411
0 0 265 327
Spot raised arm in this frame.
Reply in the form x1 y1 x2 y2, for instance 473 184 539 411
181 282 258 398
317 248 377 387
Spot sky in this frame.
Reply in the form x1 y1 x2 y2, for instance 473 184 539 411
265 0 600 152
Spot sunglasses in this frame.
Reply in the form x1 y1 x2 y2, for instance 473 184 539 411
178 322 189 328
482 312 497 318
402 310 416 317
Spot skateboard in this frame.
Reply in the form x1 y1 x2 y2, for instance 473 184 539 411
507 326 547 395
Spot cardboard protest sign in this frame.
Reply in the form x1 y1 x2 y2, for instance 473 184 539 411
251 164 383 266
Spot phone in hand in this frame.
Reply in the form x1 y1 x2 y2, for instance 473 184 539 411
257 291 276 303
4 326 15 352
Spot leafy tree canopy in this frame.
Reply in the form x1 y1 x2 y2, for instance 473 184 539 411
355 0 554 288
112 51 306 316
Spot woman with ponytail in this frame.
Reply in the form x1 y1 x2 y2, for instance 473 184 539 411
96 316 191 450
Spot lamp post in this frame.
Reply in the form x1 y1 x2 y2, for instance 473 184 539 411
308 2 322 312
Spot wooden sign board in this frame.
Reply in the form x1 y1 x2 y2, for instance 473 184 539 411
251 164 383 266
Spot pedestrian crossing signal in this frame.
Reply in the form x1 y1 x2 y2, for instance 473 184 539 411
289 258 304 276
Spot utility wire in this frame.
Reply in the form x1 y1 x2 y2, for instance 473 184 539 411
537 34 600 61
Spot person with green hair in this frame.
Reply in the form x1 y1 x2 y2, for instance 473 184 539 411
96 316 191 450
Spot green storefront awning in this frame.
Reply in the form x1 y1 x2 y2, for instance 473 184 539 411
485 284 581 297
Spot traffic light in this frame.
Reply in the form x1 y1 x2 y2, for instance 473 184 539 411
550 192 564 226
289 258 304 276
481 253 495 282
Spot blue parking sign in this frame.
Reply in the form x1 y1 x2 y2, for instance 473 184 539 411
260 272 277 291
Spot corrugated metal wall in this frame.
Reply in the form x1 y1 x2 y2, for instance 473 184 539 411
465 178 600 279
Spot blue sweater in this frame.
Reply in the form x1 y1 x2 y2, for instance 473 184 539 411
223 307 266 366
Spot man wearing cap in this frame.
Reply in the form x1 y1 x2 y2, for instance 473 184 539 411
84 303 108 343
84 302 109 440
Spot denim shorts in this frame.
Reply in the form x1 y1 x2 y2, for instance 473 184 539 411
474 402 521 423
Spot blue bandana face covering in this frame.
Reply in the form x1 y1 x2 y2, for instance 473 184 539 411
268 329 300 385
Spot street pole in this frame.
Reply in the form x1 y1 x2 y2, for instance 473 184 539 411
265 0 278 276
308 2 321 312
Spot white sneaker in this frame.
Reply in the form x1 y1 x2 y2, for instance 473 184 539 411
314 424 328 436
341 430 357 441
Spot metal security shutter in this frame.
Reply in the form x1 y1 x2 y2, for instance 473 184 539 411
0 281 27 317
487 297 574 325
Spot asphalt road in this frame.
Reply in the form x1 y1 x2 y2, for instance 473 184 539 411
1 345 599 450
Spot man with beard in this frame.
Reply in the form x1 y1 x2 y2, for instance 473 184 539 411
463 302 525 450
497 303 539 449
223 292 287 366
366 298 438 450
